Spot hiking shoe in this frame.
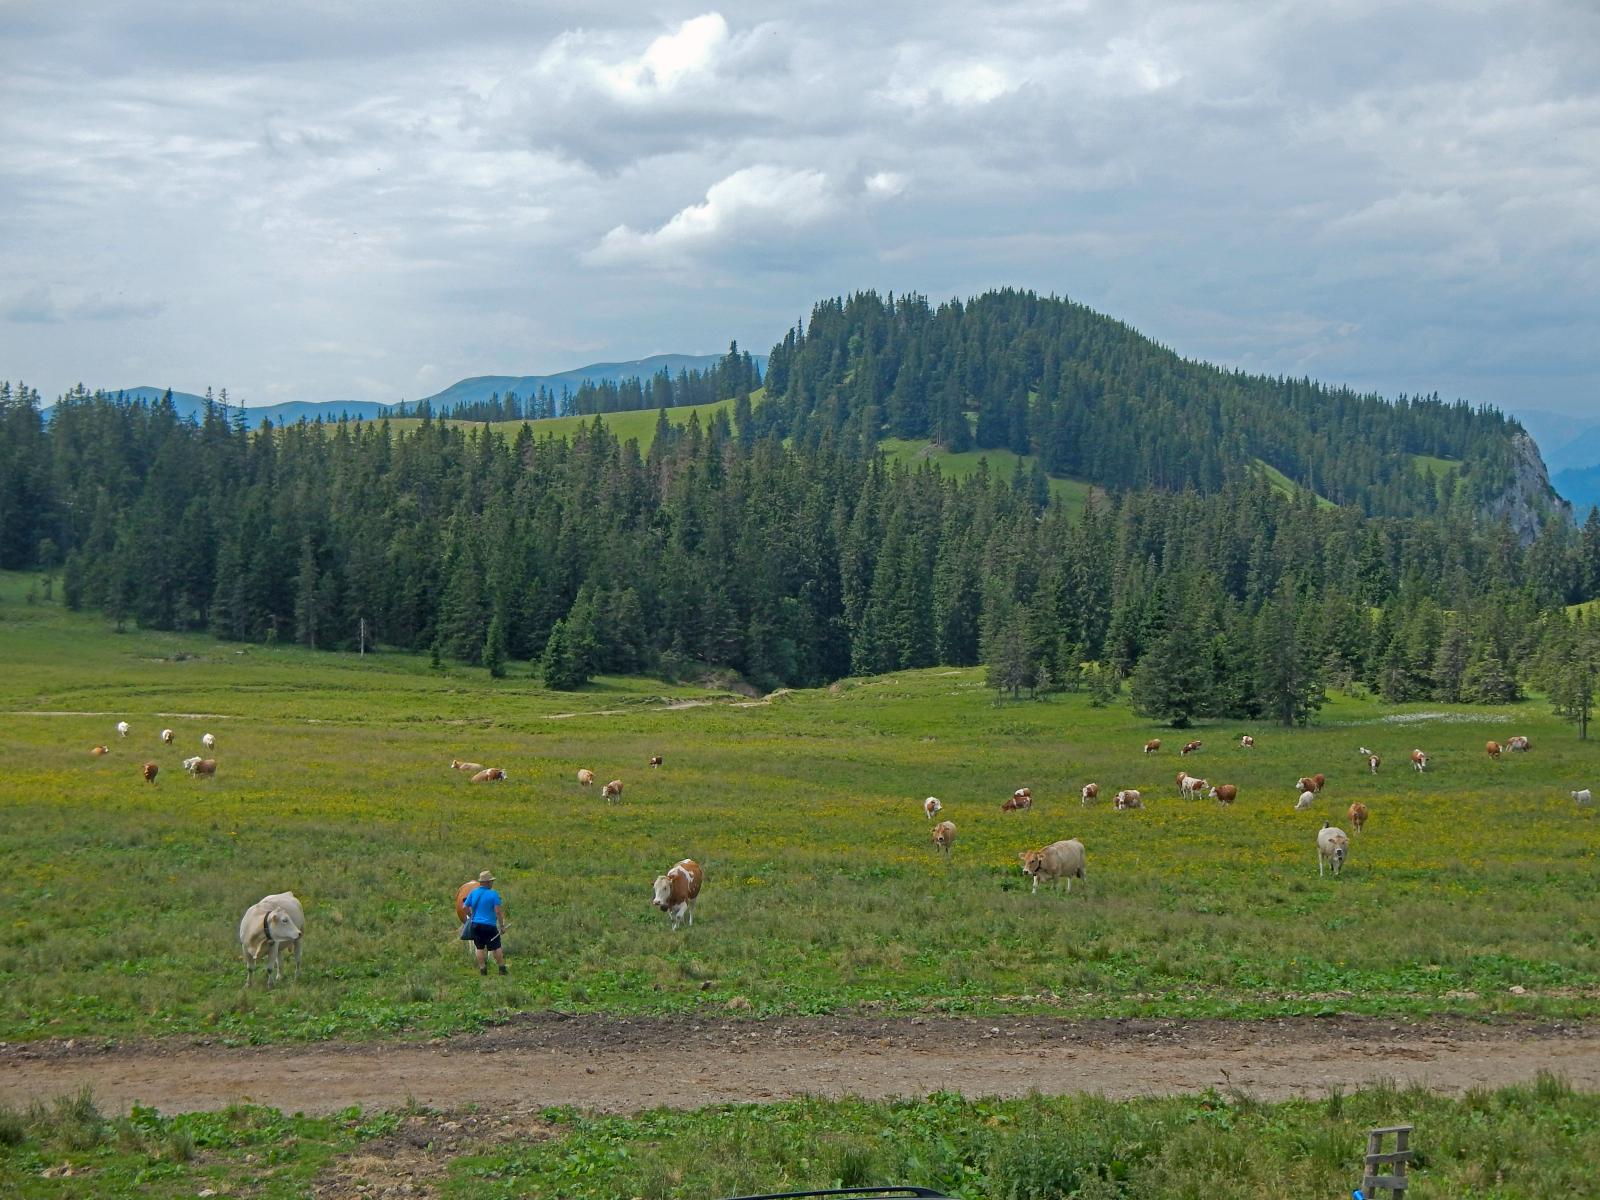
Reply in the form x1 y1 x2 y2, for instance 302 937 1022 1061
499 965 509 976
479 966 488 976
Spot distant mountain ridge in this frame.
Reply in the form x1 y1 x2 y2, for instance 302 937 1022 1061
63 353 764 429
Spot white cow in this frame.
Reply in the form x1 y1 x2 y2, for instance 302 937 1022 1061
202 733 216 750
160 728 174 744
1574 789 1593 807
1317 825 1349 877
239 892 305 987
1295 790 1316 811
116 721 130 738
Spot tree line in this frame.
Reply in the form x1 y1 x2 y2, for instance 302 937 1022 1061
3 379 1598 730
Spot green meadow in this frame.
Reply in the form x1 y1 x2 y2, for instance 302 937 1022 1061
1 571 1598 1044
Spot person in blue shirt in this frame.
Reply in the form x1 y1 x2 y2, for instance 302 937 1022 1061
462 869 507 976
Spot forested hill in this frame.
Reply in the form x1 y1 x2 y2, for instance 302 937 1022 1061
756 290 1566 532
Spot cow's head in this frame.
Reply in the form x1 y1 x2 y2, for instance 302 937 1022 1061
266 908 302 942
651 875 673 911
1019 850 1044 878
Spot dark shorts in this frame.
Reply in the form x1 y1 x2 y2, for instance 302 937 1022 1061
468 922 501 951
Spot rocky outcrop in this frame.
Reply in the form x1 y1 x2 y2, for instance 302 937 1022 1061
1485 430 1572 543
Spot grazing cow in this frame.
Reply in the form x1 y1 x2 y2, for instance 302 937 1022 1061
142 761 159 784
1002 790 1033 812
188 758 217 778
116 721 129 738
1209 784 1238 805
239 891 305 987
90 745 109 757
1486 740 1502 761
924 796 943 820
932 820 957 853
181 755 201 771
651 859 704 929
577 768 595 786
1574 789 1594 807
161 728 174 744
1113 789 1143 810
1080 782 1100 805
1296 775 1325 794
1240 735 1255 748
202 733 216 750
1507 736 1530 752
1313 773 1326 791
1181 740 1203 756
1295 790 1316 811
1358 746 1373 758
1368 755 1381 774
1143 739 1161 754
1317 825 1349 877
601 779 623 801
1348 802 1369 834
1411 749 1428 772
1180 774 1207 800
650 756 663 768
470 767 507 783
451 760 484 772
1019 839 1087 894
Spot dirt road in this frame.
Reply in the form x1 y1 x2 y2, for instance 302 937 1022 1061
4 1014 1598 1115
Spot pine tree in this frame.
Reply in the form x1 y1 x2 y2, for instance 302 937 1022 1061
484 611 507 679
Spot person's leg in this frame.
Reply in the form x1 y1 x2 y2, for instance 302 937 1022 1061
493 945 506 973
475 943 487 973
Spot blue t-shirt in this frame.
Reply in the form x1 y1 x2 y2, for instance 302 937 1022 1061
463 886 501 926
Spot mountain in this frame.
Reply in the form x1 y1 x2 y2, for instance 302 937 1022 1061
1553 465 1600 517
61 353 765 429
1512 408 1600 474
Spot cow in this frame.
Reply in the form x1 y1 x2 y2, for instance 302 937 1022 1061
239 891 304 987
1240 735 1255 748
188 758 217 778
1080 782 1100 805
1003 788 1033 812
1113 789 1143 810
1507 736 1531 752
1295 790 1316 811
650 756 663 768
924 796 943 820
202 733 216 750
1209 784 1238 805
1180 774 1207 800
1411 749 1428 772
601 779 623 801
1296 775 1324 794
577 768 595 786
1019 839 1087 894
652 859 704 929
116 721 129 738
90 745 109 757
1358 746 1373 758
1181 740 1203 756
161 728 174 744
1368 754 1381 774
1574 789 1594 807
451 759 484 772
142 761 159 784
1317 824 1349 877
1486 740 1502 761
470 768 507 782
1348 802 1369 834
932 820 957 854
1143 739 1161 754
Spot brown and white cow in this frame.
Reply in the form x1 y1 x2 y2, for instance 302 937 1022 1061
1507 736 1530 752
577 768 595 786
1209 783 1237 805
451 759 484 773
1113 789 1143 810
1296 775 1325 794
1181 740 1203 756
1003 788 1033 812
1240 735 1255 748
90 744 109 757
651 859 703 929
1019 839 1086 894
471 768 507 783
601 779 623 801
1143 739 1161 755
1485 740 1502 761
650 756 663 768
1080 782 1100 805
161 728 174 744
1179 774 1207 799
1368 754 1381 774
188 758 217 778
1411 749 1428 772
932 820 957 853
1348 802 1369 834
924 796 943 820
142 761 159 784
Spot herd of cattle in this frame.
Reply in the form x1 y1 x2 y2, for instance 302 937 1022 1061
90 720 1594 988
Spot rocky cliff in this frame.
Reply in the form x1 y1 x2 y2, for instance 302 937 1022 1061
1485 430 1572 543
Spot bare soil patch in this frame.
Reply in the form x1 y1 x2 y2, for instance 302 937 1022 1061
3 1015 1598 1117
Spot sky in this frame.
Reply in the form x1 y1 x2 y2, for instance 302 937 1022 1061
1 0 1597 419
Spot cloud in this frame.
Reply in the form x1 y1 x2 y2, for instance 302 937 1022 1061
601 13 728 98
865 171 909 198
588 165 837 266
3 285 163 324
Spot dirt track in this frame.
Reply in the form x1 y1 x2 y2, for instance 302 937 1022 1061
4 1014 1599 1115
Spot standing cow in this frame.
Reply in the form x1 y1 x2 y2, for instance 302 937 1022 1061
932 820 957 854
1019 839 1087 894
651 859 704 930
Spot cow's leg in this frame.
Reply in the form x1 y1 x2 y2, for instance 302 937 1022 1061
292 939 301 982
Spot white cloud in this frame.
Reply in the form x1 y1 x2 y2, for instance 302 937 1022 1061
604 13 728 97
588 166 837 265
865 171 909 198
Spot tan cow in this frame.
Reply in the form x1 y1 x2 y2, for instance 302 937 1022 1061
577 768 595 786
452 759 484 772
239 891 305 987
651 859 704 929
470 767 507 782
1019 839 1087 894
1348 802 1369 834
932 820 956 854
1486 740 1502 761
601 779 623 801
90 745 109 757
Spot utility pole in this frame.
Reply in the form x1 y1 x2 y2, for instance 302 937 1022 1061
359 617 367 658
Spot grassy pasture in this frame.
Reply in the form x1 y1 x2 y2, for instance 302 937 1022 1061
4 1078 1598 1197
383 395 742 448
1 572 1598 1044
1253 458 1337 508
880 438 1095 517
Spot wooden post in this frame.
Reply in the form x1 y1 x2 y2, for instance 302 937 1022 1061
1362 1124 1412 1197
